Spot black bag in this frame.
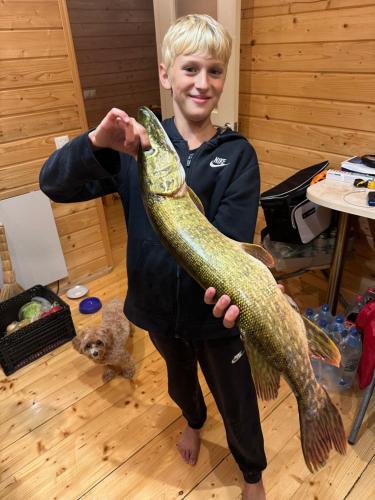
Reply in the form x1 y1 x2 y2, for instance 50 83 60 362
260 161 330 244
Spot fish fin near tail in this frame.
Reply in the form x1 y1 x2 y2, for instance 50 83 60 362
244 342 280 400
298 386 346 473
239 243 275 268
303 316 341 367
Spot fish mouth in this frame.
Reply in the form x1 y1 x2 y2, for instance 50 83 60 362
137 106 186 196
138 106 175 154
137 106 155 127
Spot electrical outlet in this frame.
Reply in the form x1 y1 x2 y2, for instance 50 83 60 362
83 88 96 99
54 135 70 150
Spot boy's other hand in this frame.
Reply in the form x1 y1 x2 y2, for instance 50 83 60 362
204 288 239 329
88 108 150 158
204 284 286 329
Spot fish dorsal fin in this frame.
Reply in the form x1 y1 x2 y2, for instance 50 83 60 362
240 243 275 268
303 316 341 367
186 186 205 214
241 334 280 400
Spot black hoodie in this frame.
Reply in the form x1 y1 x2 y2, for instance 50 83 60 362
40 118 260 339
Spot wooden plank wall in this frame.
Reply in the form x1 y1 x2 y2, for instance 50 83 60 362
0 0 112 288
67 0 161 128
239 0 375 300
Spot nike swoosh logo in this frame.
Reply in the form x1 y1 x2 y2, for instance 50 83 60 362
210 160 229 168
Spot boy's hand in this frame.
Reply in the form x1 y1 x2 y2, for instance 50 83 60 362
204 284 286 329
88 108 150 158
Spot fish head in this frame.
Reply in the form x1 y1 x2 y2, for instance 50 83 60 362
137 106 185 196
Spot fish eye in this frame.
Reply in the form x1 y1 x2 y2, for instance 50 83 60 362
144 147 155 157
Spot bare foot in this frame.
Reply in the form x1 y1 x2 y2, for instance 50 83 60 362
242 479 266 500
176 425 200 465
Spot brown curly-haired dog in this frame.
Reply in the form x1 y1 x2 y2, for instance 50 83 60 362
72 299 135 382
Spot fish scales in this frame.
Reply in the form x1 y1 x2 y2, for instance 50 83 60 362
148 192 310 385
138 106 346 473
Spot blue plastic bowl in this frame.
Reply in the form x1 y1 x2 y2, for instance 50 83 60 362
79 297 102 314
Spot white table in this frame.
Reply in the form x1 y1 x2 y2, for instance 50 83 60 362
308 179 375 445
307 179 375 314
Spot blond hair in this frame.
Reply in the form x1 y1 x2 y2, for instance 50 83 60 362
162 14 232 70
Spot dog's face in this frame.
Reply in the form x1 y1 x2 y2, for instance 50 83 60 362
73 326 112 363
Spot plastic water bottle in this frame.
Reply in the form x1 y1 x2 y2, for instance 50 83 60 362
338 327 362 390
323 316 349 391
312 319 329 384
320 303 331 321
319 304 333 327
311 303 332 325
320 317 343 391
304 307 314 321
331 314 346 346
304 307 320 380
346 294 365 322
313 232 330 254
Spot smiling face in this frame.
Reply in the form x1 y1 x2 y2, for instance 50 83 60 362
159 53 227 125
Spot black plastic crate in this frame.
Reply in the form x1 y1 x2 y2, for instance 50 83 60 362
0 285 76 376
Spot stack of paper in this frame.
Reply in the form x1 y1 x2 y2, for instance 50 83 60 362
341 156 375 175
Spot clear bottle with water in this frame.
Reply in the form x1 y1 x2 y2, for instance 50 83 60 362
304 307 314 322
320 303 333 325
313 232 330 254
300 241 314 258
311 303 333 326
338 327 362 390
346 294 365 322
322 315 349 391
311 318 329 384
331 314 346 346
304 307 322 380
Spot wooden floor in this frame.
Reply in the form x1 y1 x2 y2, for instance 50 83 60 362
0 199 374 499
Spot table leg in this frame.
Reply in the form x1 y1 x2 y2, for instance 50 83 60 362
348 371 375 445
326 212 350 314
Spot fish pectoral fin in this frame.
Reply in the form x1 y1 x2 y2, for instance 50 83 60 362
303 316 341 367
243 337 280 400
186 186 205 214
239 243 275 268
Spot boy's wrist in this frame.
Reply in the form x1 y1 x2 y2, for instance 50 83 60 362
88 130 103 151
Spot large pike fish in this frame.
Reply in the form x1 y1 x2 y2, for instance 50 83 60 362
137 106 346 472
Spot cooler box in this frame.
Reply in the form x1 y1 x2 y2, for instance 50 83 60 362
260 161 331 244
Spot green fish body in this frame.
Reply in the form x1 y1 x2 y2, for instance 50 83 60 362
137 107 346 472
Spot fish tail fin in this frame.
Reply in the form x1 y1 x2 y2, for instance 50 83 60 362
298 386 346 473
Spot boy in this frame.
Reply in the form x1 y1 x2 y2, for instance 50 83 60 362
40 14 267 499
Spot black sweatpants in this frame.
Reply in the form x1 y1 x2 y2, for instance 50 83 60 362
149 332 267 483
